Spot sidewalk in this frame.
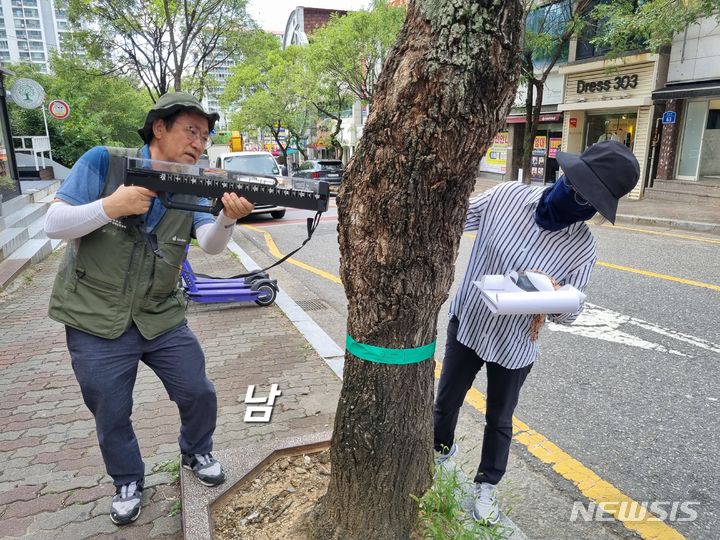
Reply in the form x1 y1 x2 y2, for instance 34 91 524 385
474 176 720 235
0 246 342 539
1 180 716 539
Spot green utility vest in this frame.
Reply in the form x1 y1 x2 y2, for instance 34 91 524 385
48 147 197 340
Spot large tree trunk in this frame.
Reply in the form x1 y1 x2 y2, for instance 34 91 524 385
304 1 522 538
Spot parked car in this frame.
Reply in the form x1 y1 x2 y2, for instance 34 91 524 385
214 151 286 219
294 159 344 194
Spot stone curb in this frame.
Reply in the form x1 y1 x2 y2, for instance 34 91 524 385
180 430 333 540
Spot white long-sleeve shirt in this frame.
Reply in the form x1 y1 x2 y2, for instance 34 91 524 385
44 200 235 255
449 182 597 369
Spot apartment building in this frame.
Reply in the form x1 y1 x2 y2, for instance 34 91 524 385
0 0 69 71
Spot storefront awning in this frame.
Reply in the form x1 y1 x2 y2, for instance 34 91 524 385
506 113 563 124
652 80 720 101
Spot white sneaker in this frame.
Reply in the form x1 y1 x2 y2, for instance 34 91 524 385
434 443 458 466
472 482 500 524
182 452 226 487
110 479 143 525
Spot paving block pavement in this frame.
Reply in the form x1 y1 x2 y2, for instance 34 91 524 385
0 245 342 539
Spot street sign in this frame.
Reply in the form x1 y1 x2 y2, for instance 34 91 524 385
662 111 677 124
9 78 45 109
48 99 70 119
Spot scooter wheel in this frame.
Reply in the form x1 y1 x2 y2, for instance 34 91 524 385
254 284 277 306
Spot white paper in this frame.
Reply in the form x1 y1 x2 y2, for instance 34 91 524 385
473 272 586 315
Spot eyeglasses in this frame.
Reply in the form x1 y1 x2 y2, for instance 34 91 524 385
562 176 590 206
182 125 212 149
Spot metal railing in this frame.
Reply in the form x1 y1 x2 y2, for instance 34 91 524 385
13 135 52 171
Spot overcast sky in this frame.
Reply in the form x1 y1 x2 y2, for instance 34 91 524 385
247 0 370 32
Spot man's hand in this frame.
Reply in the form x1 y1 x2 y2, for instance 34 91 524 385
527 270 560 341
530 314 545 342
221 192 254 220
103 185 157 219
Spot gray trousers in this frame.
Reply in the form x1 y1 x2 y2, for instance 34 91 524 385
66 322 217 486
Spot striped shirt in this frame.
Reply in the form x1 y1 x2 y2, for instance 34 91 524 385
449 182 597 369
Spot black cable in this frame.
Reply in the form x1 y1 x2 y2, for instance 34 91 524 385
192 211 324 279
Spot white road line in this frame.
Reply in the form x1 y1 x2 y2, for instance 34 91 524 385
549 303 720 357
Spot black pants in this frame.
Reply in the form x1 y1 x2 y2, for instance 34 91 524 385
433 316 532 485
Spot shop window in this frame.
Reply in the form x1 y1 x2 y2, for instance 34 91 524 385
526 0 571 66
583 112 637 151
707 110 720 130
576 0 645 60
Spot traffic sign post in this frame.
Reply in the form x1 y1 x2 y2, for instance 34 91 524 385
48 99 70 120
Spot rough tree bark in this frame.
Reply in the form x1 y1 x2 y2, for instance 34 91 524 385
304 1 523 538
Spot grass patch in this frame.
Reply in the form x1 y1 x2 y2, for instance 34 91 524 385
169 499 182 517
413 463 510 540
156 458 181 484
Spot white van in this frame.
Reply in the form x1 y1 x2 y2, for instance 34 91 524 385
214 151 286 219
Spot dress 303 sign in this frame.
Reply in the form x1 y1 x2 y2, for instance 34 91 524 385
48 99 70 119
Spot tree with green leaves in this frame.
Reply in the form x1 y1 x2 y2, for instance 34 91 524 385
518 0 592 183
7 56 151 167
63 0 254 100
590 0 720 59
223 34 316 163
295 45 354 160
308 0 407 104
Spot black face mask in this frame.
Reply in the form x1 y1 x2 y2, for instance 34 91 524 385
534 176 597 231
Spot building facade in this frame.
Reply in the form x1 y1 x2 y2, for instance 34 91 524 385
652 17 720 186
280 6 350 161
0 0 69 72
558 51 668 199
482 71 566 183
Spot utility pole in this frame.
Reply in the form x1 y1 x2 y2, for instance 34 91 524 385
0 67 20 193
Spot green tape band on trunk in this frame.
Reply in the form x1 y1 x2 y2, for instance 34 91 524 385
345 335 436 365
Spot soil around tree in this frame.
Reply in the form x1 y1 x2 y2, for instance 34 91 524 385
212 450 331 540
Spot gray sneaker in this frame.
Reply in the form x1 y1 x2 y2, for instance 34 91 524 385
472 481 500 524
434 443 458 466
110 479 143 525
181 452 226 487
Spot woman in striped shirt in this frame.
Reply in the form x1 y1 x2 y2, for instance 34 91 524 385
434 141 640 524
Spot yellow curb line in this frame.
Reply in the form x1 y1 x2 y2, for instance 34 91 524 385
433 363 685 540
241 224 342 284
595 262 720 292
462 232 719 292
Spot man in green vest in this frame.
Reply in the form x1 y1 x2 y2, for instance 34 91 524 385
44 93 253 526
